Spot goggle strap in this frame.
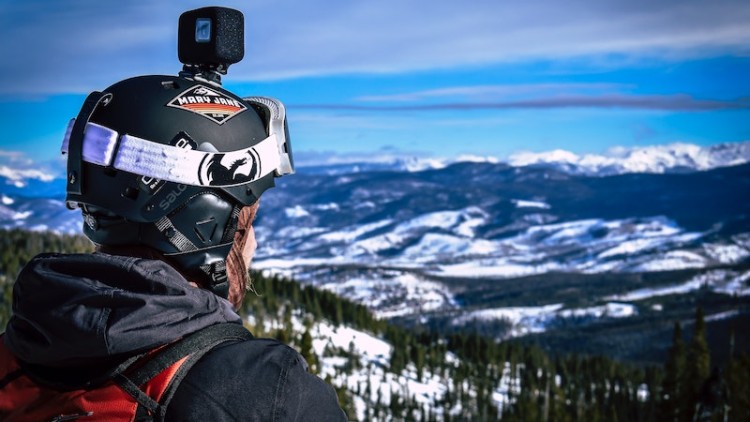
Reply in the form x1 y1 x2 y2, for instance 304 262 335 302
244 96 294 176
61 120 283 188
66 91 108 196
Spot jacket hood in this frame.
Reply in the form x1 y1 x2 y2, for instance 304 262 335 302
3 252 241 367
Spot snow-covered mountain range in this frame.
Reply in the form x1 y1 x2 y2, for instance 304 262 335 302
508 141 750 176
298 141 750 176
3 140 749 188
1 141 749 345
251 156 749 339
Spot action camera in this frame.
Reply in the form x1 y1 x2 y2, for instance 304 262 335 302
178 7 244 75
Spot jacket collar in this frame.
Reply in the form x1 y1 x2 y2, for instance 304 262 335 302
4 252 241 367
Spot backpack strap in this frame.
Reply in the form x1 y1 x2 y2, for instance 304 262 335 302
114 323 253 421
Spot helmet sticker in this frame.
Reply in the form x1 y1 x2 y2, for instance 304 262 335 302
167 85 247 125
198 148 260 186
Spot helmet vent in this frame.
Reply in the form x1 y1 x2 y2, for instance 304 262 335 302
194 217 217 244
161 80 179 90
122 186 139 201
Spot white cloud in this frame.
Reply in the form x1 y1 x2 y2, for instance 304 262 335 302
0 149 64 180
1 0 749 95
293 148 436 167
0 166 55 183
0 150 29 162
356 83 628 102
218 0 750 80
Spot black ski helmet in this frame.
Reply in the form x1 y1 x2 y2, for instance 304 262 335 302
61 7 293 297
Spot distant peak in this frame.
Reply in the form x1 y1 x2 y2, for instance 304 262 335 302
507 140 750 176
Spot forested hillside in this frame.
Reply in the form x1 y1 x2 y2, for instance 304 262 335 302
1 229 748 421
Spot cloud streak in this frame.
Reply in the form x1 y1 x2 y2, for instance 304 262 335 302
0 149 63 177
244 0 750 80
1 0 750 95
356 83 630 102
292 94 750 112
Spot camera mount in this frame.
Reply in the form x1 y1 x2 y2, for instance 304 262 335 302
178 7 244 85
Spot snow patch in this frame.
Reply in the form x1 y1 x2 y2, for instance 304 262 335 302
318 219 393 243
13 211 32 220
558 302 637 319
512 199 551 209
402 233 497 261
454 304 564 337
703 242 750 264
317 272 458 318
312 203 340 211
454 302 637 338
434 260 559 278
705 310 741 322
606 269 750 301
284 205 310 218
631 250 707 271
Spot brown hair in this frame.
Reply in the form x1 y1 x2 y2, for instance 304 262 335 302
225 202 260 308
97 201 260 310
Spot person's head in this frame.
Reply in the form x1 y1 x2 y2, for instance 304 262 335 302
62 8 293 309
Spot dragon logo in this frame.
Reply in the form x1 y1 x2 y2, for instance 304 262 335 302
199 150 260 186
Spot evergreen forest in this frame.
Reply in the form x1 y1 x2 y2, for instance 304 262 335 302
0 229 748 421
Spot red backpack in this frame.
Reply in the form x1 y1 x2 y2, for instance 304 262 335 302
0 323 252 421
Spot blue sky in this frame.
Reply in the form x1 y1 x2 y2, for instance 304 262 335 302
1 0 749 171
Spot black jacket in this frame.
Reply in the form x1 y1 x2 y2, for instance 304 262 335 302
3 252 347 421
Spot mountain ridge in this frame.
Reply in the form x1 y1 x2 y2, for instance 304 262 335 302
0 144 748 357
293 140 750 176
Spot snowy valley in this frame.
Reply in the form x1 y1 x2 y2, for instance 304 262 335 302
1 141 749 363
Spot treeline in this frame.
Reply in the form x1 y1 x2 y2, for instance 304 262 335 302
659 308 750 422
0 229 94 327
0 228 93 277
246 271 659 420
244 270 749 421
1 229 748 420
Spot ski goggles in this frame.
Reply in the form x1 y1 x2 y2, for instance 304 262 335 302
61 92 294 196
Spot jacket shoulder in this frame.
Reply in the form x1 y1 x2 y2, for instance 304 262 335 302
166 337 347 421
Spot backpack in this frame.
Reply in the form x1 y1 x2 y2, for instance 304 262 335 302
0 323 253 422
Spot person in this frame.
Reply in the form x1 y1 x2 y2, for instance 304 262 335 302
0 6 348 421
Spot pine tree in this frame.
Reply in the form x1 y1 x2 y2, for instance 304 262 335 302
660 321 687 422
334 299 343 326
333 383 356 420
643 365 664 422
725 354 750 421
389 330 408 374
274 327 290 344
344 340 360 373
687 307 711 420
282 305 294 342
412 344 425 382
299 329 319 374
0 274 13 329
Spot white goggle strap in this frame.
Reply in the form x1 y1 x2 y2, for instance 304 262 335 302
67 91 108 195
61 120 286 188
244 96 294 176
